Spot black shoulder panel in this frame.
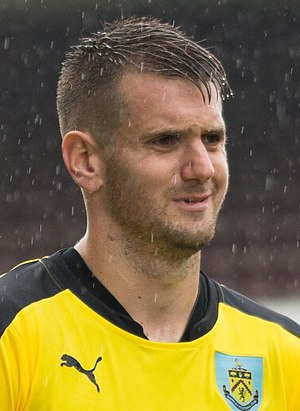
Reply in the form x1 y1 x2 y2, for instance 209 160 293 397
0 259 64 336
217 282 300 339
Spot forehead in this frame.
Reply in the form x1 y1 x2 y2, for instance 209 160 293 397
118 72 224 133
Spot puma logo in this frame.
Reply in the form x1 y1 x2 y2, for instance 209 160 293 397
60 354 102 393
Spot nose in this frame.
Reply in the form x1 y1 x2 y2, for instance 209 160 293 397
180 141 215 183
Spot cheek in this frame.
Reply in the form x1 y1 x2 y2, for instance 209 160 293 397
214 155 229 190
107 158 167 197
127 154 178 186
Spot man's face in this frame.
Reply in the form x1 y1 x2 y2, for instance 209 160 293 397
102 73 229 257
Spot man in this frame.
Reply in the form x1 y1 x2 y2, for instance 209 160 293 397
0 17 299 410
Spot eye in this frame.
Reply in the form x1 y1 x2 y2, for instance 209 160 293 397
153 133 180 148
202 133 224 145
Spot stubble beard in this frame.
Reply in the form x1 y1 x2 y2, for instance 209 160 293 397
104 156 224 262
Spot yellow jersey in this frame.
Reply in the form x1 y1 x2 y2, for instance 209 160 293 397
0 249 299 410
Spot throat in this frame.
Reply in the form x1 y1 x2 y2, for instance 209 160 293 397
141 319 189 343
127 273 201 343
75 235 202 343
122 235 202 284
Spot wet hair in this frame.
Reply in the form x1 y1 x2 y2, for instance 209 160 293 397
57 17 232 145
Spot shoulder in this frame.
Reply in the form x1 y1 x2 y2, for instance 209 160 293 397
0 255 64 336
212 279 300 339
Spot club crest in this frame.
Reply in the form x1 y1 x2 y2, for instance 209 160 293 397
215 352 263 411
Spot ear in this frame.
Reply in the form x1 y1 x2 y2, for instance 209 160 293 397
62 131 104 193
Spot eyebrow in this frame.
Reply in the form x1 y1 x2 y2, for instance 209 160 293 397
201 127 226 135
145 126 226 140
146 129 181 139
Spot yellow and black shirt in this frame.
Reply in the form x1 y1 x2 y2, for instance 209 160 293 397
0 248 300 410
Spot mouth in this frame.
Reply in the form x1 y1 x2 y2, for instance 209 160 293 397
173 194 211 212
183 198 206 204
174 193 210 202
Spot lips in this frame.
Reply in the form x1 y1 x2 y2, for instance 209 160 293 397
173 193 211 212
184 198 204 204
174 194 210 203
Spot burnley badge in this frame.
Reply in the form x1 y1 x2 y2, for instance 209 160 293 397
216 352 263 411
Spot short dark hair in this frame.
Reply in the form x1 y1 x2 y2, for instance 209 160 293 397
57 17 232 145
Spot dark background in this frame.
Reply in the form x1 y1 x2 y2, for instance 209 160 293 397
0 0 299 297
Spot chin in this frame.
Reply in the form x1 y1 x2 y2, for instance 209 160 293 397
180 233 214 251
161 225 216 256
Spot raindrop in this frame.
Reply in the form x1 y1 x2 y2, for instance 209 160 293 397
4 37 9 50
265 174 275 191
34 114 42 126
55 182 62 191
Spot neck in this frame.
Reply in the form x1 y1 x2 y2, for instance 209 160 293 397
75 225 201 342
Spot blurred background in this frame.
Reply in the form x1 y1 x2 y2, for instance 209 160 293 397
0 0 299 320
